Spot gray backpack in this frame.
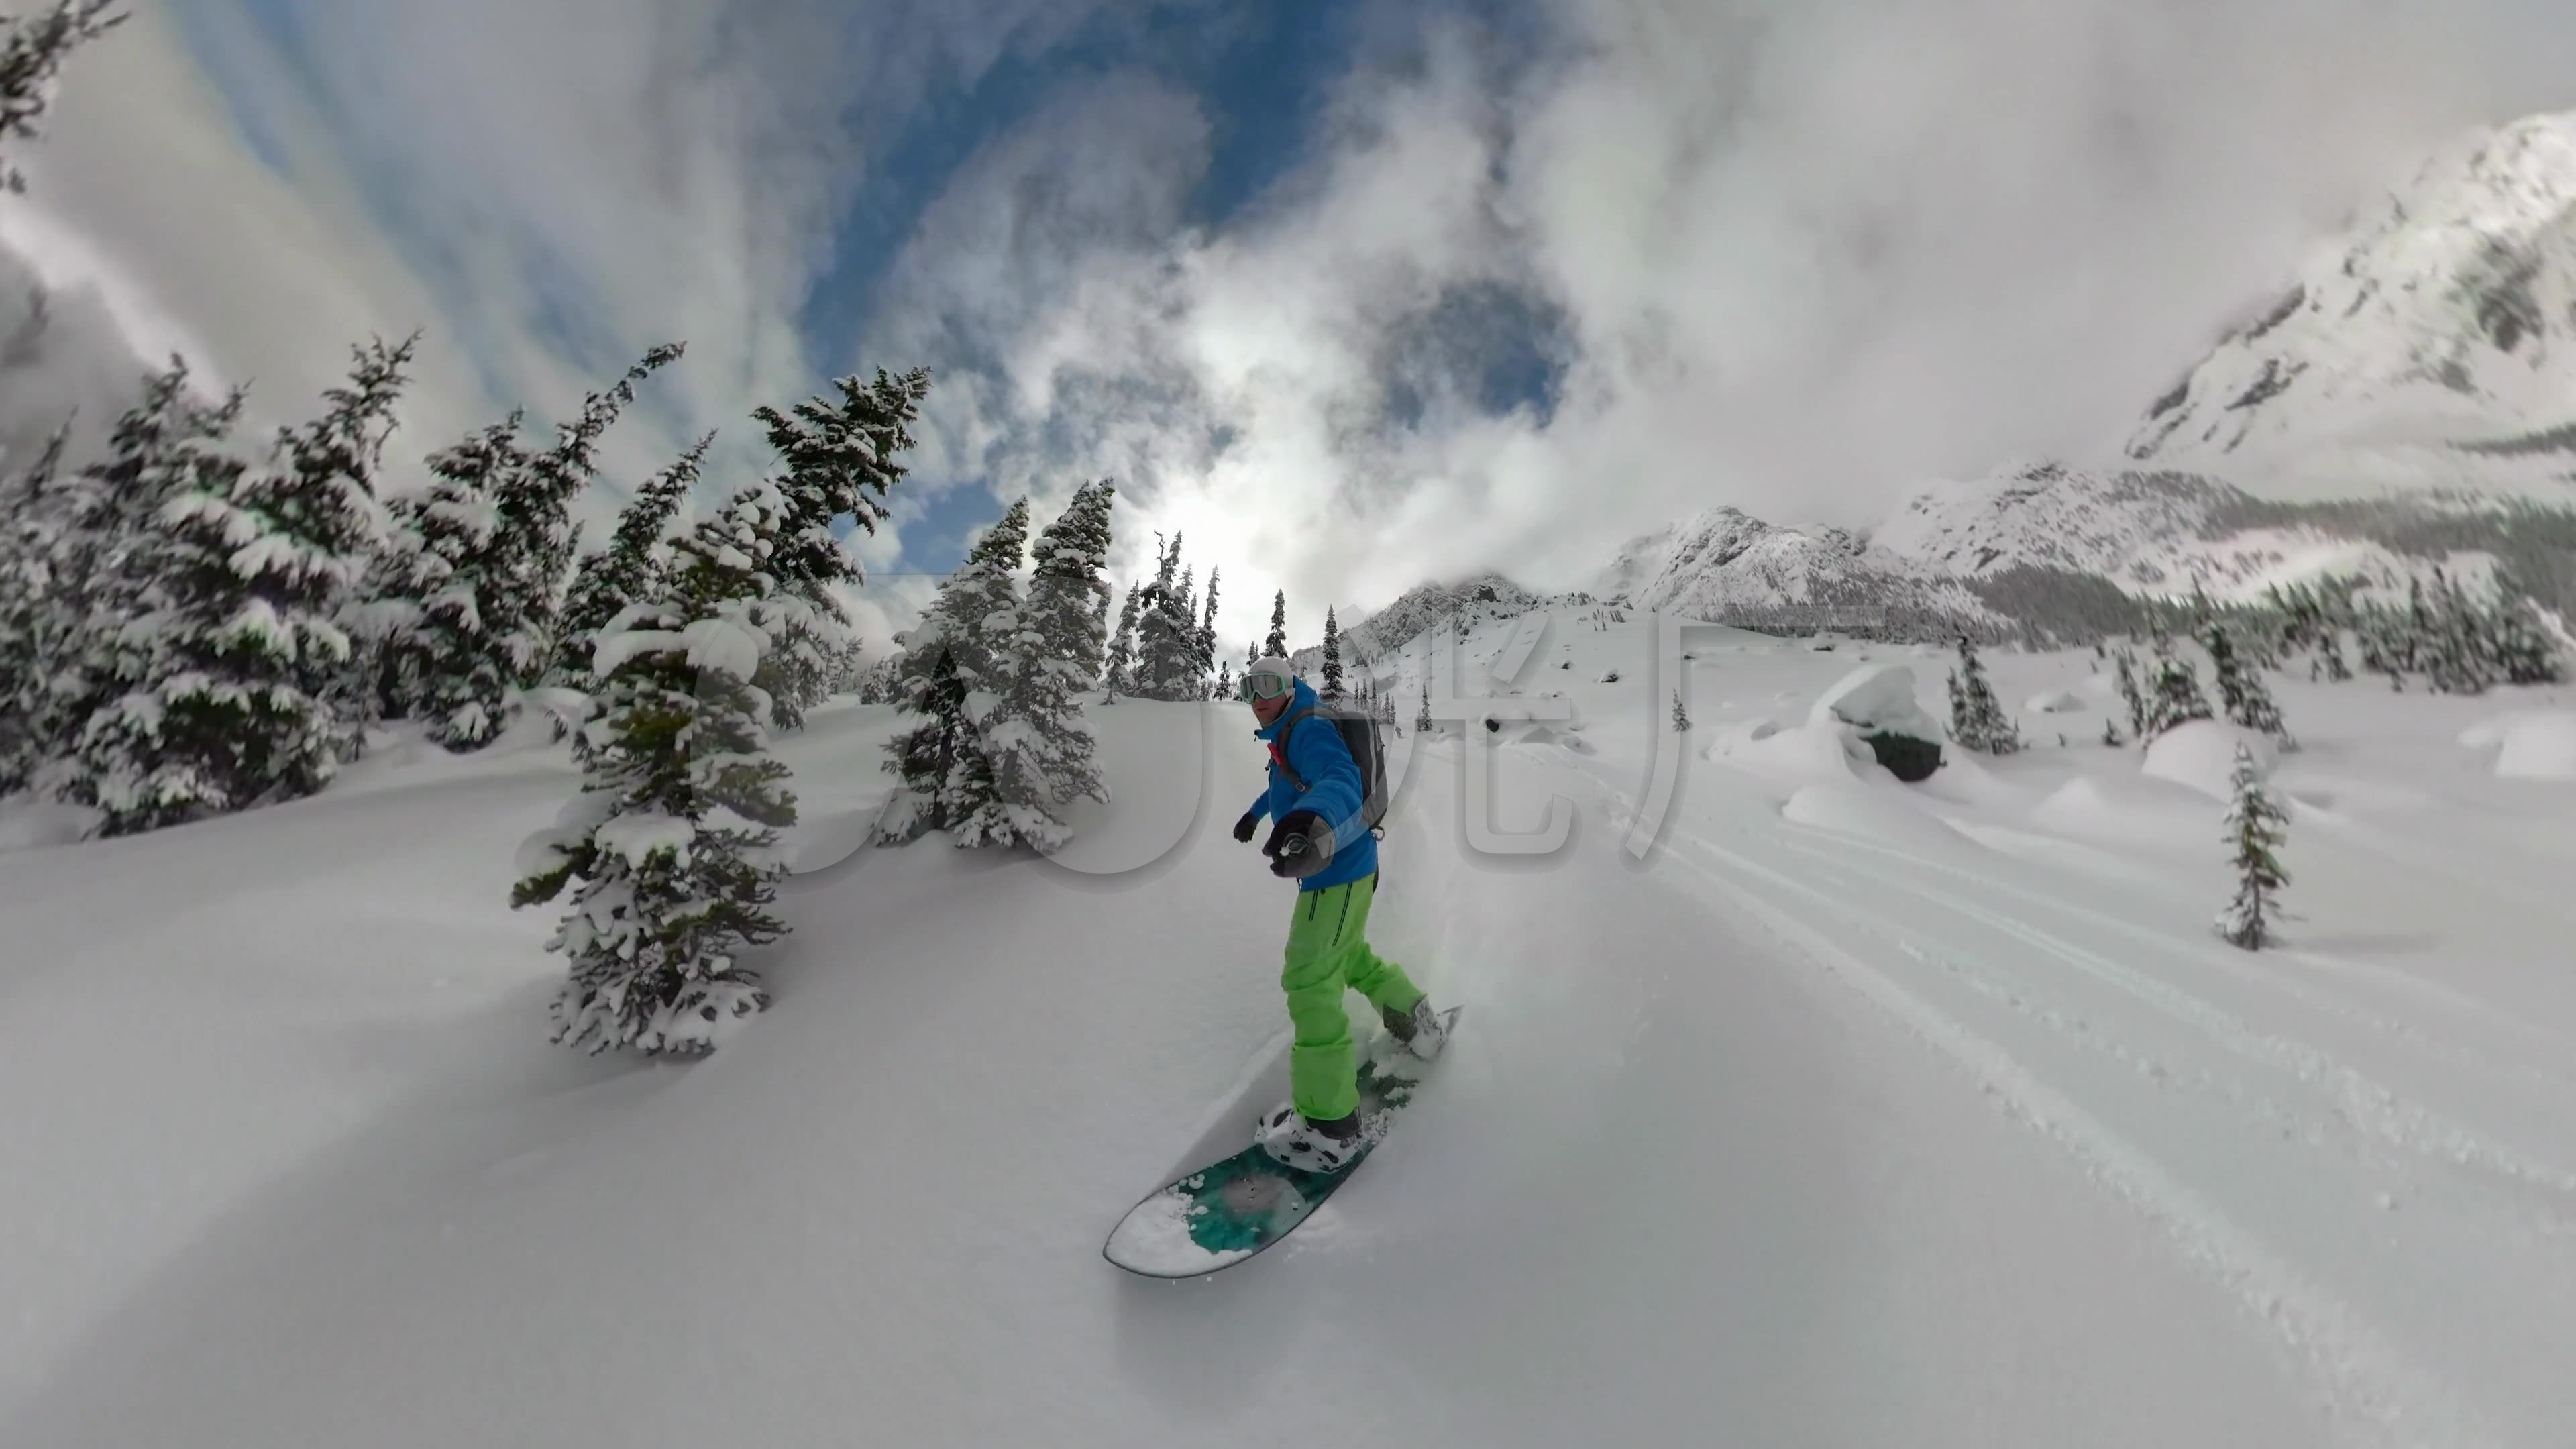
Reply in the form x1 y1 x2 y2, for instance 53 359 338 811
1273 704 1387 837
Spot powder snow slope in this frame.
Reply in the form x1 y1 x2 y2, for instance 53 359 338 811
4 612 2574 1446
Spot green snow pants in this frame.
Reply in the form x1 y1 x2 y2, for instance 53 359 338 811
1281 871 1426 1122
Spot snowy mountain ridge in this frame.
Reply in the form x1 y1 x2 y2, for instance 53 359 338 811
1286 572 1548 677
2124 110 2576 492
1322 111 2576 654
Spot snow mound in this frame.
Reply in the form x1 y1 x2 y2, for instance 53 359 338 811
2457 711 2576 780
2140 720 2279 800
2025 690 2086 714
2029 773 2224 855
1705 716 1880 786
0 797 100 854
1782 780 1983 855
1808 664 1940 740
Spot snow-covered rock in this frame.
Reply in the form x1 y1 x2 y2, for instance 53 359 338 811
2025 690 2086 714
2141 720 2280 800
1810 664 1942 741
2457 710 2576 780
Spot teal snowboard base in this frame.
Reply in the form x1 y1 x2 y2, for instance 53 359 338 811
1104 1008 1462 1279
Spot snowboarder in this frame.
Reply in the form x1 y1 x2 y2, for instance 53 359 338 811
1232 657 1446 1172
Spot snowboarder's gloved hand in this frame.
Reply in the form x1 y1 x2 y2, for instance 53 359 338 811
1233 809 1260 843
1263 810 1333 879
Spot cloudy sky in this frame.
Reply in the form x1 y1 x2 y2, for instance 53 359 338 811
3 0 2571 649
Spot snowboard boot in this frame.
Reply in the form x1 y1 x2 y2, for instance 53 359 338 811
1254 1102 1368 1174
1380 996 1450 1062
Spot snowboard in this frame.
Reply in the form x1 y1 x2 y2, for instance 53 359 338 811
1104 1007 1462 1280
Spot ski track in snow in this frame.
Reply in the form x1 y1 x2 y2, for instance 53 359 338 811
1776 825 2576 1103
1636 814 2502 1449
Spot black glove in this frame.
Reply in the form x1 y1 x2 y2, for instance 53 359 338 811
1262 810 1333 879
1232 809 1260 843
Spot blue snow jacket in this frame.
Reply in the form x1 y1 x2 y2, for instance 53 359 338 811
1247 676 1377 893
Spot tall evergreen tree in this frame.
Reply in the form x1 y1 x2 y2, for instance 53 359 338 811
0 424 72 794
1417 676 1433 734
2215 743 2290 950
370 413 529 749
877 499 1029 842
67 344 415 833
751 365 930 728
551 432 714 698
1945 635 2019 754
1102 581 1142 702
1132 533 1205 700
2143 635 2212 738
513 476 804 1055
1199 566 1221 691
2204 621 2293 749
38 361 246 804
361 347 679 751
2112 645 2148 742
0 1 125 196
1263 589 1288 659
1028 481 1115 681
1320 607 1344 702
513 347 682 675
957 489 1112 851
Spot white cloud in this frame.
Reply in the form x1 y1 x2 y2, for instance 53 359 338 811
832 0 2576 651
13 0 2575 655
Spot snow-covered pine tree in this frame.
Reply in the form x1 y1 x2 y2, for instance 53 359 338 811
1214 659 1231 702
1417 676 1433 734
2143 635 2212 738
2203 620 2293 749
2112 645 2147 741
2101 718 2123 747
1131 533 1204 700
1028 480 1114 682
1102 581 1141 702
2215 743 2290 951
2491 599 2565 686
68 343 415 833
363 348 681 750
370 413 529 749
0 1 125 196
1169 562 1199 695
1671 688 1690 733
1198 566 1220 695
1944 635 2019 754
513 476 805 1055
509 345 682 675
0 424 72 794
751 365 930 728
551 432 712 704
2311 631 2351 682
38 361 246 806
955 489 1111 851
1320 607 1344 702
855 649 904 704
876 498 1029 843
1263 590 1287 659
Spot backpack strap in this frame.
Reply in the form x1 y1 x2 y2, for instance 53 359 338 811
1269 707 1313 793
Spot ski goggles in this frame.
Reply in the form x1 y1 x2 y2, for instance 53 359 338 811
1240 670 1293 702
